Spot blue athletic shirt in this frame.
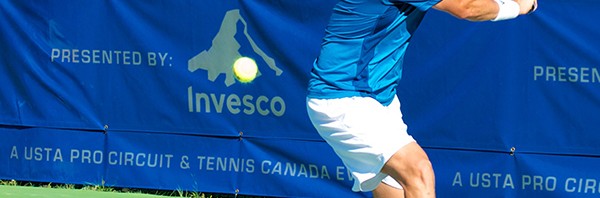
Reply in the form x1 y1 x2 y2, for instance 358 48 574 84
307 0 441 106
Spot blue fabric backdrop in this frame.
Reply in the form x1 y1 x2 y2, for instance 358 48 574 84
1 1 599 197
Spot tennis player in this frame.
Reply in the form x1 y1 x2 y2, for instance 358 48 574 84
306 0 537 197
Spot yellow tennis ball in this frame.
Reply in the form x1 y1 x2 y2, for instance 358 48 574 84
233 57 258 83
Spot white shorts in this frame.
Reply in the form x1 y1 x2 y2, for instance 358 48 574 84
306 96 415 192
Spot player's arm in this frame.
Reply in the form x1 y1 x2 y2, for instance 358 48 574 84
433 0 537 21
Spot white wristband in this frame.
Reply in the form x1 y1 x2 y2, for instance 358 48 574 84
492 0 520 21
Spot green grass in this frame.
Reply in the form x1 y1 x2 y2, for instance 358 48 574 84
0 185 169 198
0 180 255 198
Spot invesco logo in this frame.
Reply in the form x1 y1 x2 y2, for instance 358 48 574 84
187 9 285 117
187 87 285 117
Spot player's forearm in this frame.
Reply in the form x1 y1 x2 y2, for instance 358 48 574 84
433 0 499 21
433 0 536 22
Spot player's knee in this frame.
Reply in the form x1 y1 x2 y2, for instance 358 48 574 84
404 158 436 197
409 157 433 178
417 158 434 178
403 146 433 177
406 159 435 189
398 157 434 189
385 157 433 184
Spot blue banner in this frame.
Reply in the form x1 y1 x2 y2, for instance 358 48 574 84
1 0 599 197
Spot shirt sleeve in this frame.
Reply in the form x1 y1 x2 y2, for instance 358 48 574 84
382 0 442 11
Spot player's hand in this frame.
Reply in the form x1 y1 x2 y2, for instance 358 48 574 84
514 0 538 14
